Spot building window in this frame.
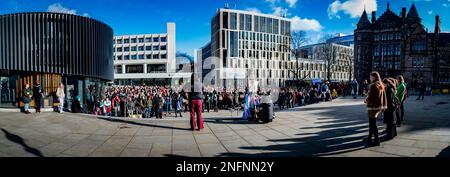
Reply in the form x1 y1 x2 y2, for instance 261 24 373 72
145 38 151 42
126 65 144 73
230 31 238 57
239 14 245 30
124 55 130 60
124 47 130 52
412 41 426 53
230 13 237 30
153 37 160 42
131 46 137 51
161 37 167 42
160 45 167 50
138 46 144 51
117 55 122 60
138 38 144 43
131 55 137 60
153 54 159 59
261 17 266 33
153 46 160 50
255 16 259 32
146 54 152 59
131 38 137 43
147 64 166 73
117 47 122 52
124 39 129 43
273 19 279 34
115 65 123 74
138 54 144 59
268 18 273 34
161 54 167 59
412 58 425 68
117 39 122 44
146 46 152 51
246 14 252 31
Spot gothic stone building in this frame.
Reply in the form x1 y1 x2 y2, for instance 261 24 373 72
354 3 450 87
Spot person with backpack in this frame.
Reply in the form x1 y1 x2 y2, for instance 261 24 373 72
396 75 407 127
383 78 398 140
364 71 387 146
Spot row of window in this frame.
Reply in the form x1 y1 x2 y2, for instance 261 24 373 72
114 54 167 60
115 64 167 74
373 44 401 56
115 45 167 52
238 31 291 44
373 61 401 70
224 12 291 36
374 33 402 41
113 36 167 44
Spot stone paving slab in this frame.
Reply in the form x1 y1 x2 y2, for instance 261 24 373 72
0 96 449 157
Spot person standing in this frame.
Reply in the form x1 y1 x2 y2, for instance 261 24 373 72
364 71 387 146
23 83 32 114
190 75 204 131
56 83 65 113
112 93 121 117
352 79 359 99
383 78 398 140
417 79 426 100
396 75 407 127
33 80 43 113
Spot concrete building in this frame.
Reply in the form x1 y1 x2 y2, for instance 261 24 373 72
200 8 292 90
295 42 354 82
113 23 190 86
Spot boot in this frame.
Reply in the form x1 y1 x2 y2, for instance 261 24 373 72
372 139 380 146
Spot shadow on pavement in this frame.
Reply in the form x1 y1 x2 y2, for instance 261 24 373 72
437 146 450 157
1 128 44 157
217 104 371 157
98 117 192 131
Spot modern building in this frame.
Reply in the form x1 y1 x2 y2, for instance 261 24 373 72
295 42 354 82
0 12 114 109
354 2 450 86
327 34 354 47
113 23 190 87
200 8 292 90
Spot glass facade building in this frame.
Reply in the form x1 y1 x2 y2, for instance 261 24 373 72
201 8 292 89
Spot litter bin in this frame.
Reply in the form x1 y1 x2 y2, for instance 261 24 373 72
260 95 273 123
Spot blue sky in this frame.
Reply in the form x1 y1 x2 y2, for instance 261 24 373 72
1 0 450 56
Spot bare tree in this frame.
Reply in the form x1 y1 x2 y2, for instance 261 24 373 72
290 31 309 80
320 34 336 82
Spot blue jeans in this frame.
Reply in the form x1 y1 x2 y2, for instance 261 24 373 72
24 103 29 112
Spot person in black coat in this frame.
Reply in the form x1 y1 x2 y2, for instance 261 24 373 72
417 79 426 100
383 78 398 140
33 80 43 113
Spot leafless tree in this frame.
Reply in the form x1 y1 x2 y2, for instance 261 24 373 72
320 34 336 82
290 31 309 80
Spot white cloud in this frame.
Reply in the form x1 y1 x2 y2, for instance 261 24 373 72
47 3 77 14
82 13 90 17
291 16 323 32
328 0 377 19
428 10 433 15
286 0 298 8
272 6 289 16
245 8 261 13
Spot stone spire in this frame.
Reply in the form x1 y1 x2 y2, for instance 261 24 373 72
406 3 421 23
435 15 441 34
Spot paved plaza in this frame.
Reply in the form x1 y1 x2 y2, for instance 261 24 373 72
0 96 450 157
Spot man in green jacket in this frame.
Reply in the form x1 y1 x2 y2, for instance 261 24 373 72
396 75 406 127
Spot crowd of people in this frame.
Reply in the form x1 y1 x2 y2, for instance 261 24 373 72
22 72 410 136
